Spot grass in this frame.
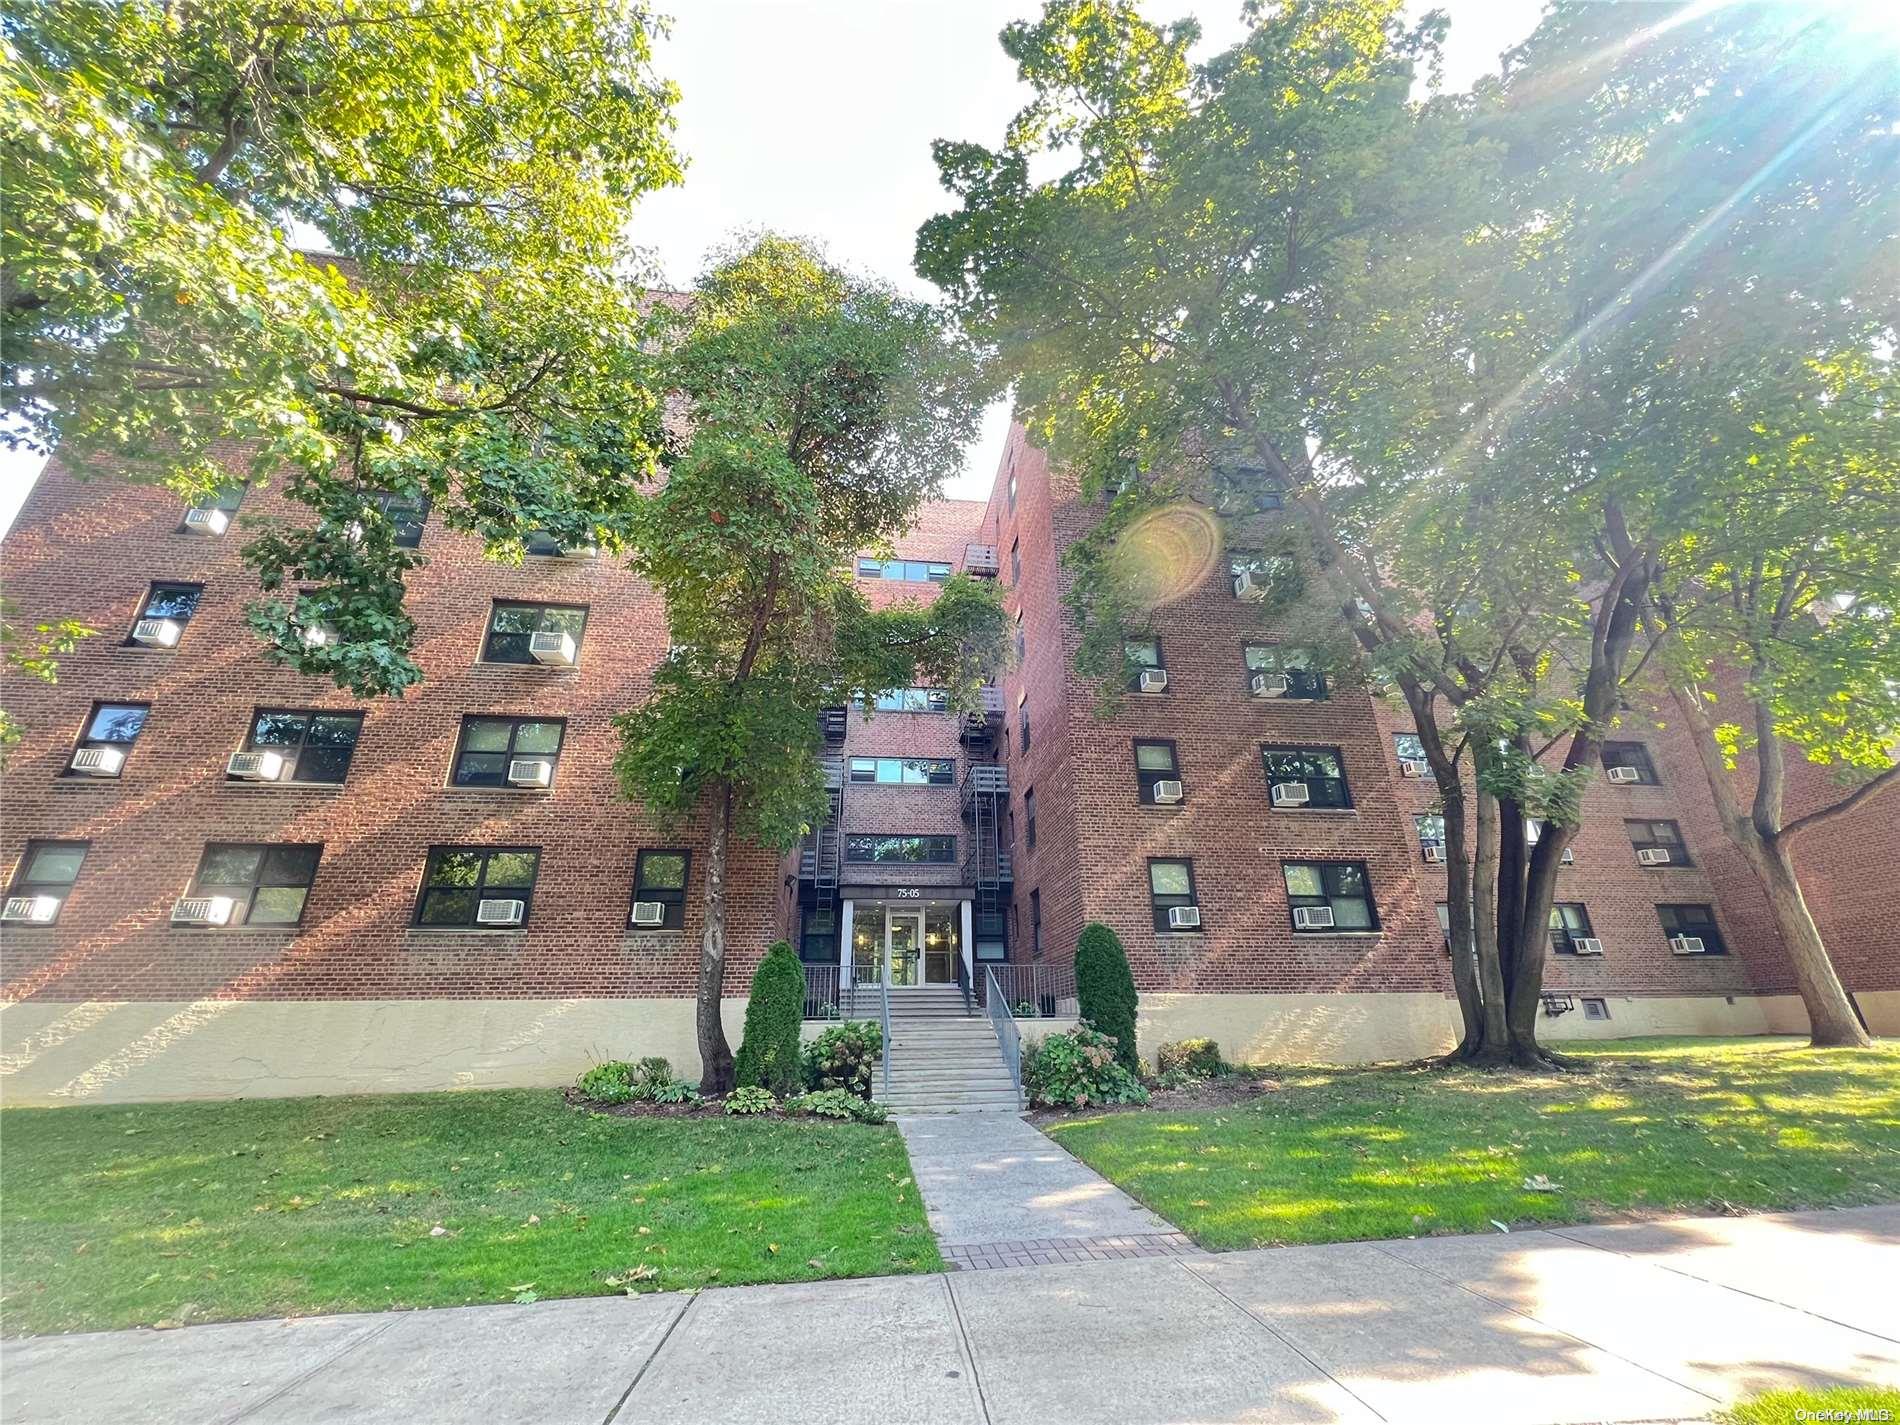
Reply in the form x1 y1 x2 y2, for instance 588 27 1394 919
1715 1385 1900 1423
1046 1037 1900 1251
0 1088 937 1337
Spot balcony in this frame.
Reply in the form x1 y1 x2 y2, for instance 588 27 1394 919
963 543 1000 578
817 706 847 742
962 762 1009 799
960 685 1005 745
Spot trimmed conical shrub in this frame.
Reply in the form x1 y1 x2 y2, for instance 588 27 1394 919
734 940 806 1095
1075 922 1140 1071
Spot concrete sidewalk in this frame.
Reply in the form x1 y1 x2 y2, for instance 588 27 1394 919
4 1206 1896 1424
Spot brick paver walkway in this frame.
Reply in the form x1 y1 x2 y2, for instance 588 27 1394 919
944 1230 1202 1270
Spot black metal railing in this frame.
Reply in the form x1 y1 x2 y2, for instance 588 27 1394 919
801 963 843 1020
977 962 1079 1018
986 966 1023 1104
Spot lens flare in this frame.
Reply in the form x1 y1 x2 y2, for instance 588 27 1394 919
1107 502 1225 611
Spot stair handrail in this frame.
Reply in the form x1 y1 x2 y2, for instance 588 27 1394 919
985 966 1023 1105
879 972 892 1100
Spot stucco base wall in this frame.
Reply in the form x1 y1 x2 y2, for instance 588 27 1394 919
1537 993 1777 1041
1134 992 1460 1067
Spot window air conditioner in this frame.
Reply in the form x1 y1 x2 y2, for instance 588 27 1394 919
1606 765 1642 784
1570 936 1604 955
1399 758 1429 778
528 630 577 666
227 751 286 782
1137 667 1169 693
1293 905 1336 930
630 900 668 928
475 898 525 927
1250 671 1290 698
1167 905 1202 930
1271 781 1311 807
1421 843 1446 864
1636 847 1672 866
171 895 236 926
69 746 127 777
1233 569 1268 602
2 895 59 923
131 617 182 648
1560 847 1575 865
1151 778 1185 804
183 507 229 535
1670 934 1707 955
506 758 554 788
301 623 339 649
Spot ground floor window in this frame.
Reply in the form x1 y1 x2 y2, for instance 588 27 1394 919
1283 861 1377 932
415 846 540 928
188 843 322 927
1658 903 1726 955
799 906 838 963
631 849 690 929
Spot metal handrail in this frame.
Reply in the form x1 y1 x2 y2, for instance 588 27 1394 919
986 966 1023 1105
878 972 892 1099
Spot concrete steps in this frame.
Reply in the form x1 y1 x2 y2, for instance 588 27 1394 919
880 1004 1019 1113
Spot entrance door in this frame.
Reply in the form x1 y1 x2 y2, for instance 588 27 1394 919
886 909 926 987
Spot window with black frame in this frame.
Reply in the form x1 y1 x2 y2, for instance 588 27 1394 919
126 582 203 645
238 709 364 784
186 843 323 926
1415 813 1446 858
1601 741 1660 785
374 490 432 548
1135 740 1181 803
1148 858 1199 931
1030 887 1043 954
1015 609 1026 662
1024 786 1037 849
1009 539 1021 583
1548 903 1596 953
1627 818 1691 866
848 757 954 785
4 840 88 924
481 603 588 665
1658 903 1727 954
415 847 541 928
179 482 245 533
1243 643 1327 699
844 835 956 864
452 716 565 788
1125 637 1164 691
1262 746 1351 809
1019 699 1032 752
1283 861 1377 932
799 905 838 963
631 849 690 929
66 701 149 777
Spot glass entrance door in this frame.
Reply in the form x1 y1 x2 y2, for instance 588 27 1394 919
886 909 925 987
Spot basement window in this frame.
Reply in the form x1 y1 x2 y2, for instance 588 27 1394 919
1582 998 1610 1021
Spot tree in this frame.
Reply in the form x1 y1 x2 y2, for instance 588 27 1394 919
615 236 1009 1094
0 595 94 767
3 1 682 695
734 941 808 1096
1075 923 1139 1071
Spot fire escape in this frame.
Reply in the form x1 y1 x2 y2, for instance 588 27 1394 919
802 708 849 915
960 761 1011 960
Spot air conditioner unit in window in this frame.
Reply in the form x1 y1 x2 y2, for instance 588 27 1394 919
528 630 577 666
1167 905 1202 930
226 751 286 781
1636 847 1672 866
1293 905 1336 931
1571 937 1604 955
171 895 236 926
1137 668 1169 693
1151 778 1185 804
300 623 338 649
1271 781 1310 807
69 746 126 777
183 507 229 535
1233 569 1268 602
1250 671 1290 699
506 758 554 788
1670 934 1707 955
1561 847 1575 865
630 900 667 928
1399 758 1429 778
2 895 59 923
475 898 525 927
1606 765 1642 784
131 617 182 648
1421 843 1446 864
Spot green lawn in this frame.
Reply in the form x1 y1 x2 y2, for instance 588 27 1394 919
0 1089 936 1337
1716 1385 1900 1424
1046 1037 1900 1251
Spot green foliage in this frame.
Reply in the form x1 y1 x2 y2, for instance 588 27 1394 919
723 1086 776 1116
1156 1039 1224 1079
0 595 95 767
802 1021 884 1099
1075 923 1140 1071
576 1062 636 1106
576 1057 697 1107
650 1079 702 1106
1022 1026 1150 1111
734 942 807 1095
785 1088 887 1124
1715 1387 1900 1425
633 1058 676 1095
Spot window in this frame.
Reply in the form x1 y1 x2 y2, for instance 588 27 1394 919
1015 609 1026 663
414 846 541 928
126 582 203 645
1283 861 1378 933
67 701 149 776
238 709 364 784
186 843 322 927
1024 786 1037 849
180 482 244 532
1394 733 1426 763
631 849 690 930
1627 818 1691 866
1415 813 1446 854
452 716 566 789
1243 643 1327 699
481 602 588 665
1135 740 1181 804
873 687 949 713
1582 997 1611 1021
855 557 952 583
1230 551 1291 596
1602 741 1660 785
1008 469 1018 511
1549 903 1596 953
848 757 954 786
1210 454 1285 511
374 490 432 548
1262 746 1352 809
844 835 956 864
1030 888 1043 956
522 529 596 558
1148 858 1199 932
1125 637 1164 690
1009 539 1021 584
799 906 838 963
1019 699 1032 752
5 841 88 924
1658 903 1727 954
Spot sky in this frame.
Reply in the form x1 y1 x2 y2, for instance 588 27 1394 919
0 0 1540 534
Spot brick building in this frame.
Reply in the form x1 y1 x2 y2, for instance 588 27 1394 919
2 423 1894 1103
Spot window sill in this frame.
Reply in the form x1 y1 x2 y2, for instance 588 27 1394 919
53 776 124 789
168 925 302 935
440 785 555 797
223 779 346 794
406 927 528 940
1270 806 1357 816
469 661 580 675
1291 930 1382 938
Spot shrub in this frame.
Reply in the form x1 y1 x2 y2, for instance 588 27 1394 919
1075 923 1140 1071
733 941 806 1095
632 1056 675 1097
724 1085 776 1115
1156 1038 1224 1079
651 1078 701 1105
801 1020 883 1098
852 1098 889 1125
576 1061 637 1104
1154 1066 1198 1092
787 1088 859 1119
1021 1025 1149 1110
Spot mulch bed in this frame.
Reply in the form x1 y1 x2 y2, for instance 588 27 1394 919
561 1088 887 1124
1026 1072 1283 1122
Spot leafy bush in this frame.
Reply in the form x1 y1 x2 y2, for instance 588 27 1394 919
1022 1025 1149 1110
651 1078 701 1105
632 1057 675 1095
1156 1038 1223 1079
1154 1067 1199 1092
853 1098 889 1125
576 1061 637 1104
787 1088 858 1119
1075 923 1139 1071
801 1020 883 1098
724 1085 776 1115
733 941 807 1095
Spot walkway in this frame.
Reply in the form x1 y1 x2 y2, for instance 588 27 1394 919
894 1112 1198 1268
4 1207 1895 1424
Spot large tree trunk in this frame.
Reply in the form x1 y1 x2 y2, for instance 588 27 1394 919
1505 829 1572 1067
1470 787 1511 1064
695 780 738 1094
1440 778 1485 1056
1754 834 1872 1048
